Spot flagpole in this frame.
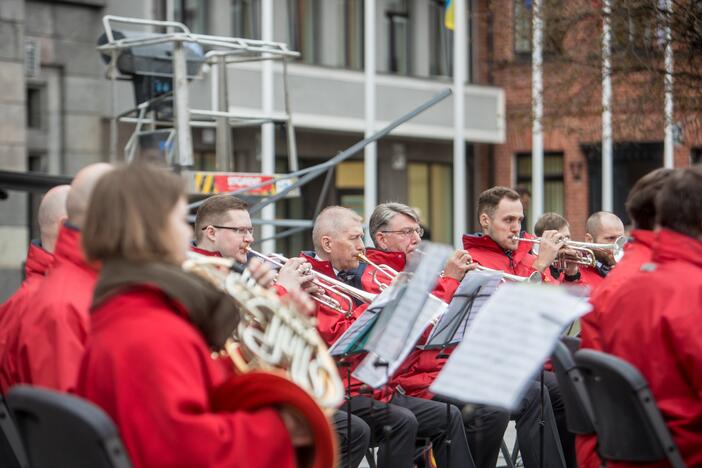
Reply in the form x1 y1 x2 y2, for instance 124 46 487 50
602 0 613 212
364 0 377 243
663 0 674 168
531 0 544 228
453 0 467 247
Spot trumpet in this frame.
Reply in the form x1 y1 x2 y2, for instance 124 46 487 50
473 264 543 283
247 249 376 315
511 235 627 269
356 252 399 291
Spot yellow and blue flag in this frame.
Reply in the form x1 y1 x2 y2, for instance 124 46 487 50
444 0 455 30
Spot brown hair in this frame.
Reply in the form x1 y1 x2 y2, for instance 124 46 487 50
194 194 249 242
534 212 569 237
477 186 521 220
657 166 702 239
83 163 185 263
625 168 675 230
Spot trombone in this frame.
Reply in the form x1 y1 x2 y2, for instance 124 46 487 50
473 265 543 283
511 235 627 269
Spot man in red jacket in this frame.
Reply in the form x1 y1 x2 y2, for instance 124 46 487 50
580 166 702 467
0 184 69 372
305 206 475 468
574 211 625 290
577 168 676 468
362 202 568 468
0 163 112 393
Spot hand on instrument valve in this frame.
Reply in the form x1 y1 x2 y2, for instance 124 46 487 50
532 230 566 274
560 247 580 277
246 258 278 288
279 407 314 447
276 257 316 293
443 250 479 282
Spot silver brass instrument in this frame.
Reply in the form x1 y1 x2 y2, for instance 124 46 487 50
512 236 627 269
474 264 543 283
356 252 399 291
182 252 345 411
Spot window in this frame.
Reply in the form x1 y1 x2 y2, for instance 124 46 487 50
610 0 661 55
174 0 209 34
336 161 365 217
26 86 44 130
387 0 410 75
429 0 452 76
408 162 453 244
692 147 702 165
339 0 364 70
288 0 320 64
513 0 565 56
515 153 565 228
232 0 260 39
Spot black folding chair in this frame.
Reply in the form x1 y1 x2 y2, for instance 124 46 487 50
574 349 686 468
550 340 596 435
0 394 28 468
6 385 132 468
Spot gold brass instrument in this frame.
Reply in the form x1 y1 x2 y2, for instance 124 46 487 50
247 248 356 316
183 252 342 468
512 236 627 269
356 252 399 291
268 252 378 306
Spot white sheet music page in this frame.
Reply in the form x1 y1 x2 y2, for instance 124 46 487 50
353 295 448 388
429 283 591 410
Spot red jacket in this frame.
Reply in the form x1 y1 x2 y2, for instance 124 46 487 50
0 225 97 393
361 248 461 302
190 245 222 257
578 229 702 468
76 285 294 468
299 252 388 400
462 233 545 280
0 242 53 367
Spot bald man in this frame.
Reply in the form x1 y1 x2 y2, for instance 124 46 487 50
573 212 625 291
0 185 69 374
0 163 112 393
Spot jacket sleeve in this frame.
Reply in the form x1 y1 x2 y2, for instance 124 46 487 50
432 276 460 302
315 303 367 345
18 302 88 392
79 326 295 468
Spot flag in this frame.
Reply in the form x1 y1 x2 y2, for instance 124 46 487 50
444 0 455 30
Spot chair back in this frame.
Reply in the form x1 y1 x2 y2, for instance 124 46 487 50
550 341 596 435
6 385 132 468
574 349 686 468
0 394 29 468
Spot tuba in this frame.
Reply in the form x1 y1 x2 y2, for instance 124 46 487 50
183 252 343 468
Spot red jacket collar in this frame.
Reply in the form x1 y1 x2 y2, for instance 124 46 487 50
462 232 533 264
652 229 702 269
25 241 54 279
190 245 222 257
364 248 407 272
54 224 92 270
629 229 656 249
299 252 336 278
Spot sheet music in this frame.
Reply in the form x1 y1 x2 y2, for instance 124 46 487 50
327 285 401 356
424 271 502 348
365 243 451 362
429 284 591 410
353 295 447 388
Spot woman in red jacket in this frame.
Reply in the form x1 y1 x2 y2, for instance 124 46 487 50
76 164 310 468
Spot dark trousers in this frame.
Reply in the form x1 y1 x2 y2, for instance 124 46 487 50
333 410 371 468
391 391 475 468
436 377 567 468
343 396 418 468
543 371 576 468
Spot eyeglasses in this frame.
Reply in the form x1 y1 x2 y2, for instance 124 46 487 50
380 227 424 237
204 225 254 236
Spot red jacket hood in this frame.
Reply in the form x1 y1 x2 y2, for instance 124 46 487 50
190 245 222 257
364 248 407 272
629 229 656 250
25 241 54 279
54 224 94 272
462 232 534 265
653 229 702 268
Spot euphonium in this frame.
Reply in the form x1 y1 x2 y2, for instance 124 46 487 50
182 252 343 468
